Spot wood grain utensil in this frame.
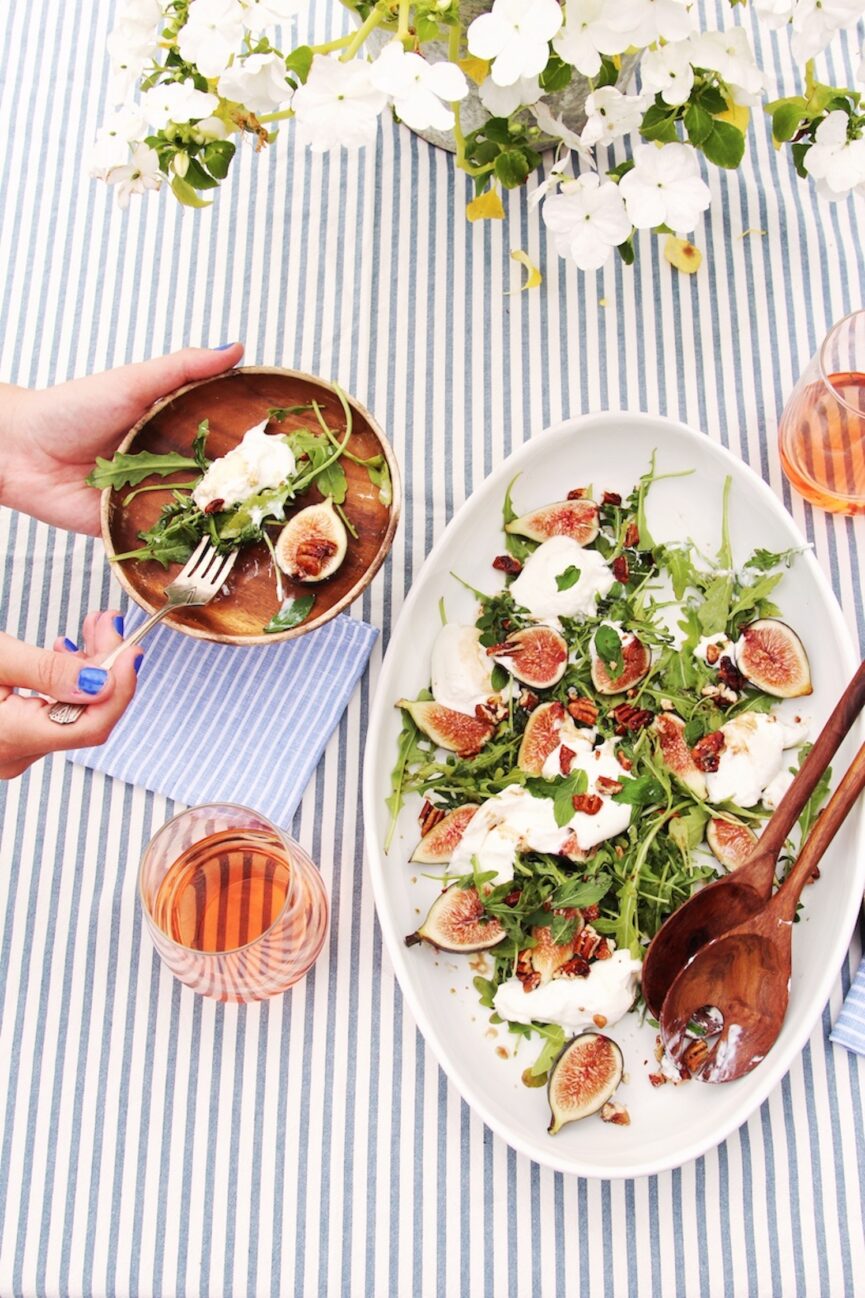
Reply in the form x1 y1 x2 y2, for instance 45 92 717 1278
659 738 865 1083
641 659 865 1018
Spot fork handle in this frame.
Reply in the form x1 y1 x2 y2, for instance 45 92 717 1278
46 603 176 726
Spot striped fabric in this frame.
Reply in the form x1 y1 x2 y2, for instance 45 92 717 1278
68 608 378 830
831 956 865 1055
1 1 865 1296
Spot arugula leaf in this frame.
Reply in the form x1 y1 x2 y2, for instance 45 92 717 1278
550 873 613 909
555 565 581 591
264 594 316 634
315 457 348 504
385 696 433 852
502 475 535 562
192 419 211 472
594 624 624 676
367 460 393 507
267 404 314 421
668 806 709 856
473 975 498 1009
527 1024 566 1080
745 546 804 572
729 571 784 621
526 770 589 827
612 773 667 808
87 450 200 491
698 573 734 635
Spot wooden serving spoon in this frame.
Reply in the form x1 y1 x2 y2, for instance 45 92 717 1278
659 739 865 1083
641 659 865 1019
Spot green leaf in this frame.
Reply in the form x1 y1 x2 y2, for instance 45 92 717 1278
616 233 635 265
594 624 624 676
264 594 316 634
491 663 509 691
481 116 513 145
86 450 200 490
384 696 433 853
525 770 589 827
555 565 581 591
366 460 393 507
266 404 314 422
202 139 236 180
607 159 635 182
550 872 613 909
668 806 709 854
701 120 745 169
170 174 212 207
495 148 530 189
745 546 804 571
315 457 348 505
192 419 210 472
595 55 619 90
770 99 806 143
698 574 734 635
183 157 219 190
285 44 313 83
612 773 667 808
641 102 680 143
729 570 783 620
503 475 535 562
684 102 714 146
539 53 572 93
473 975 498 1009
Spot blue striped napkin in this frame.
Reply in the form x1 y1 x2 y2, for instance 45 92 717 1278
68 606 377 826
831 956 865 1056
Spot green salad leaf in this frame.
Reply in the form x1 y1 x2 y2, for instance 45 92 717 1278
87 450 200 491
264 594 316 634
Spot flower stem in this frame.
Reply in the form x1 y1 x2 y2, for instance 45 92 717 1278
257 107 295 123
310 31 357 53
397 0 411 44
340 6 385 60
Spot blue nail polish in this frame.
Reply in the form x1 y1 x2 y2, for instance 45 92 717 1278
77 667 108 696
213 342 235 351
113 615 125 636
63 637 79 653
133 654 144 676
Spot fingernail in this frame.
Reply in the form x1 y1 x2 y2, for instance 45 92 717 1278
133 653 144 676
63 637 79 653
213 342 236 351
77 667 108 696
113 615 125 636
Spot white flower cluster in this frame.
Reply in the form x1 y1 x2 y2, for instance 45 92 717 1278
754 0 865 62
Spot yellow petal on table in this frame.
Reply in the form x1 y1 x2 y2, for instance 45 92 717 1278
716 100 750 133
507 249 543 293
467 189 505 222
458 55 490 86
664 236 702 274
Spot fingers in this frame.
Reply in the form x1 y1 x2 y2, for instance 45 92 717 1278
78 343 245 414
0 615 124 704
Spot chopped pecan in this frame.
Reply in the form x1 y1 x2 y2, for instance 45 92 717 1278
503 888 522 907
492 554 523 575
567 487 588 499
595 775 623 796
572 793 603 816
602 491 622 506
581 904 600 922
616 751 633 771
572 924 607 962
718 655 747 692
516 949 541 993
624 522 640 548
648 1072 668 1088
705 642 722 666
475 699 507 724
593 1013 608 1028
295 536 338 578
681 1038 710 1074
611 703 653 735
612 554 630 583
600 1101 631 1125
518 689 540 712
553 953 591 979
559 745 576 775
566 695 599 725
203 498 224 515
691 730 726 773
418 800 445 836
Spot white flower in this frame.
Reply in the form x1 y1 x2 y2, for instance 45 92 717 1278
619 141 711 231
88 105 148 178
105 142 162 208
218 52 292 114
241 0 307 29
141 79 220 130
292 54 387 153
581 87 647 146
803 110 865 199
467 0 563 87
791 0 865 62
552 0 624 78
478 73 542 116
529 161 571 210
106 18 158 73
689 27 765 104
531 100 596 164
639 39 695 107
193 115 229 142
609 0 697 49
753 0 795 28
177 0 246 79
542 172 632 270
369 41 467 132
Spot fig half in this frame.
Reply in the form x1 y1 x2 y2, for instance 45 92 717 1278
411 804 479 865
397 699 495 757
491 626 568 689
518 700 566 775
275 498 347 582
706 817 758 871
505 499 600 546
735 619 812 698
591 632 651 695
653 713 707 799
405 884 505 953
547 1032 624 1134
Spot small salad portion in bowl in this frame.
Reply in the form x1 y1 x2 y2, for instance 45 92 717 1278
91 367 400 643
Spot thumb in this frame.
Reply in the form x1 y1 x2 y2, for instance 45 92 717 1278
0 632 117 705
108 342 245 410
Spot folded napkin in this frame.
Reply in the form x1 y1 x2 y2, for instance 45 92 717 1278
69 607 377 827
831 954 865 1056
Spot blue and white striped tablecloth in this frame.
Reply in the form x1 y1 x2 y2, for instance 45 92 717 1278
2 2 865 1295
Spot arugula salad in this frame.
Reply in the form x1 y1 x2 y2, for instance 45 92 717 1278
87 387 392 633
387 459 824 1133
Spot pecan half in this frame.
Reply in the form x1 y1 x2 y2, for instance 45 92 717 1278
559 745 576 775
611 703 653 735
691 730 726 773
572 793 603 816
602 491 622 506
492 554 522 576
572 924 608 961
616 751 633 772
567 487 588 500
553 953 591 979
624 522 640 548
518 689 540 713
595 775 623 796
612 554 630 583
566 695 599 725
295 536 338 578
418 800 445 837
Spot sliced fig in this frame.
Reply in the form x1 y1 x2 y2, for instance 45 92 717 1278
547 1032 624 1134
653 713 707 799
398 700 495 757
506 499 600 546
735 619 812 699
518 700 566 775
405 884 505 953
410 804 479 865
706 817 758 871
591 632 651 695
275 498 347 582
491 626 568 689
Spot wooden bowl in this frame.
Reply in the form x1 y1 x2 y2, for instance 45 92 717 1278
102 367 400 644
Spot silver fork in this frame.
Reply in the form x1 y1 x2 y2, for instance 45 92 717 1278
48 538 239 725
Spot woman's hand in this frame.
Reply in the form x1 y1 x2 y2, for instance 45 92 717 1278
0 343 244 534
0 611 141 779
